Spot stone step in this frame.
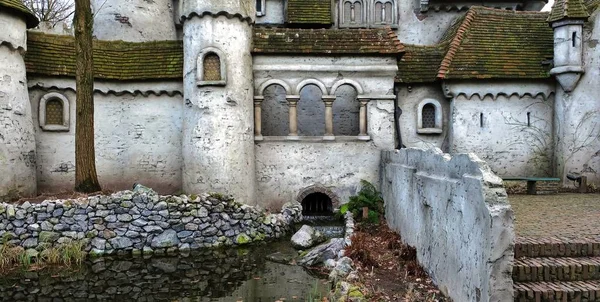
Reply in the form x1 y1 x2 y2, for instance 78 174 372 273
514 280 600 301
515 236 600 259
514 257 600 282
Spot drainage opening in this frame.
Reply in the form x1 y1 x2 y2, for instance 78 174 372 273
301 192 333 216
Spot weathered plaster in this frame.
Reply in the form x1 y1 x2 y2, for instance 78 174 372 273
450 92 555 177
91 0 178 42
182 15 256 204
0 11 36 201
554 11 600 187
382 148 514 302
256 0 285 24
28 82 183 194
397 84 450 150
180 0 255 22
395 3 461 45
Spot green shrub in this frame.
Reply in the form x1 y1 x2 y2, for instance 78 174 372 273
340 180 383 224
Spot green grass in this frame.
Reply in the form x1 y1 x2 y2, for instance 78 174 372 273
0 238 86 273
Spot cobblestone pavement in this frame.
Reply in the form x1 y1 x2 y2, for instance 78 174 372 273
510 193 600 238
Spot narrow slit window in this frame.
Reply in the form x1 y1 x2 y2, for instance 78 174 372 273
203 53 221 81
256 0 262 12
572 32 577 47
527 112 531 127
46 99 64 125
422 104 436 128
480 113 484 128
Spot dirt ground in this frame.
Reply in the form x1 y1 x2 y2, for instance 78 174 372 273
509 193 600 238
345 223 449 302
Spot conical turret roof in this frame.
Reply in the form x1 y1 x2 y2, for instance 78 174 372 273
0 0 39 28
548 0 590 22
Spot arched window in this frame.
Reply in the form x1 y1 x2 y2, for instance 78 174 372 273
261 84 289 136
417 99 443 134
340 0 365 27
297 84 326 136
373 0 395 25
39 92 70 132
333 84 360 136
197 47 227 86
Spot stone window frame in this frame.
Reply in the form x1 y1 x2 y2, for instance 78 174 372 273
339 0 368 28
39 92 70 132
196 47 227 87
416 98 442 134
371 0 396 26
256 0 266 16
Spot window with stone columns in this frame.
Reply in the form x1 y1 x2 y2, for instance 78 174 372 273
338 0 396 28
254 79 370 141
39 92 70 132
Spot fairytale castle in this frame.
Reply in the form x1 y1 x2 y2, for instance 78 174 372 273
0 0 598 205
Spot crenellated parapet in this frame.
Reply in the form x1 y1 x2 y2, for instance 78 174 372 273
179 0 255 23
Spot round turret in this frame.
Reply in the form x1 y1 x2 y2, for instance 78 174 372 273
91 0 177 42
0 0 39 201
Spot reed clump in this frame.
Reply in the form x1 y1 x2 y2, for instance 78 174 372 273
0 235 86 273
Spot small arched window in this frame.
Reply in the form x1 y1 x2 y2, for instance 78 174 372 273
374 0 394 24
197 47 227 86
417 99 443 134
340 0 365 27
39 92 70 132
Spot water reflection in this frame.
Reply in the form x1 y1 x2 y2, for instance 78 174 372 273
0 241 330 301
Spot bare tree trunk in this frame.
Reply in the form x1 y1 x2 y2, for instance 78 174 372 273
74 0 101 193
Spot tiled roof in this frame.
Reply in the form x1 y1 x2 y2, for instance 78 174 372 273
396 44 447 83
586 0 600 13
286 0 332 25
25 32 183 80
548 0 590 22
437 7 554 80
252 28 404 55
0 0 39 28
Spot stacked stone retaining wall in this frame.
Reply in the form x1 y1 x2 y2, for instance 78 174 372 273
0 186 302 256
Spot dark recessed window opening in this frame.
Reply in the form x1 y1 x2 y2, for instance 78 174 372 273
527 112 531 127
301 193 333 216
480 113 484 128
422 103 436 128
572 32 577 47
256 0 262 11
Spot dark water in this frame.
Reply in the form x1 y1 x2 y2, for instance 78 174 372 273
0 240 330 302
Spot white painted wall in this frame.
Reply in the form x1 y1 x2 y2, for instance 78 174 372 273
397 84 450 150
91 0 178 42
382 148 514 302
182 15 256 205
0 11 37 201
446 81 556 177
28 79 183 194
256 0 285 24
554 11 600 187
396 3 461 45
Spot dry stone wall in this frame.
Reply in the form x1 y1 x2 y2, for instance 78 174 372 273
381 148 515 302
0 186 302 256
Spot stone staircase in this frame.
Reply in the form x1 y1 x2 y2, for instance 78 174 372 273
513 236 600 301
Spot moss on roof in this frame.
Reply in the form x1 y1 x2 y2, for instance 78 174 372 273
253 27 404 55
548 0 590 22
396 44 448 83
585 0 600 13
286 0 332 25
0 0 39 28
437 7 553 80
25 31 183 80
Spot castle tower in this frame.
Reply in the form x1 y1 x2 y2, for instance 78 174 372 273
548 0 590 92
91 0 178 41
0 1 38 201
180 0 257 204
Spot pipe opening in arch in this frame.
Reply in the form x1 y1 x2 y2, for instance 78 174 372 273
301 193 333 216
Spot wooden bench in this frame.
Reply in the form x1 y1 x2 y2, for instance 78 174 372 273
502 177 561 195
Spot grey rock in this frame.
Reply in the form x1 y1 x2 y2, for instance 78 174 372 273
291 225 326 249
15 210 26 220
154 201 168 211
104 215 117 223
118 214 133 222
177 231 193 239
151 230 180 248
298 238 344 266
40 221 53 231
53 224 69 231
109 237 133 249
202 227 218 236
23 238 38 248
52 208 64 217
144 225 163 233
125 231 140 238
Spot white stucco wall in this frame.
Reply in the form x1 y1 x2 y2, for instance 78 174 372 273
554 11 600 187
91 0 178 42
182 15 256 205
382 148 514 302
447 81 555 177
396 3 462 45
256 0 285 24
253 55 397 205
0 11 37 201
28 78 183 194
397 84 450 151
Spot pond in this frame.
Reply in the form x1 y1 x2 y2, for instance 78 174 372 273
0 239 331 301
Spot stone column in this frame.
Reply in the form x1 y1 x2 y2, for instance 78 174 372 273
254 96 263 141
323 96 336 140
358 97 370 140
0 11 37 201
286 95 300 140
